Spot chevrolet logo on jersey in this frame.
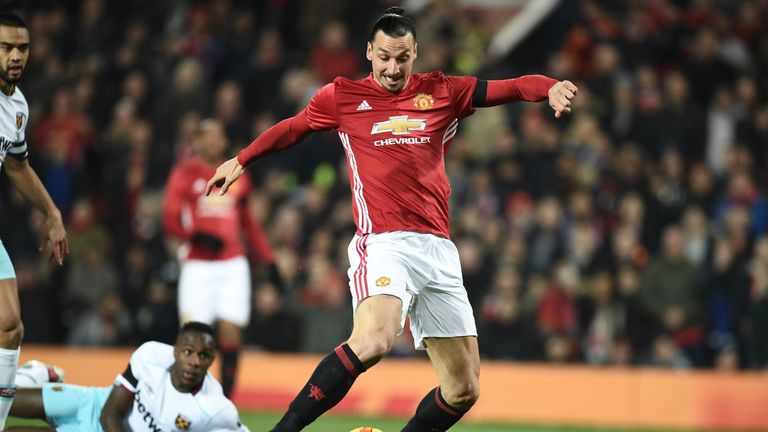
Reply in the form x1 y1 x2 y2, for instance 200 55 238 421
371 116 426 135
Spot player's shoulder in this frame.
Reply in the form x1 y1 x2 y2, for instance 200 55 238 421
195 373 237 414
131 341 174 368
1 86 28 107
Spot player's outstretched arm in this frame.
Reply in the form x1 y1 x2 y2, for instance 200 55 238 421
475 75 578 118
207 109 317 196
99 385 132 432
3 157 68 265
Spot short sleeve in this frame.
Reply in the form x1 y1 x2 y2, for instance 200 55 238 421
208 401 250 431
113 342 169 392
305 83 339 131
444 75 478 119
8 140 28 160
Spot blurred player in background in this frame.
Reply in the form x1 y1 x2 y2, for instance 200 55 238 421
0 12 68 430
8 321 248 431
163 118 278 397
207 6 577 431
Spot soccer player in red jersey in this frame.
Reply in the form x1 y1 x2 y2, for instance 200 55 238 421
207 7 577 431
163 118 277 398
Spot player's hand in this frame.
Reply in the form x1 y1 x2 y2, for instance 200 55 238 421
40 211 68 265
205 157 244 196
548 80 578 118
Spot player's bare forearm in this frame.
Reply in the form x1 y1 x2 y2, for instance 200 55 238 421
4 158 60 219
4 157 68 264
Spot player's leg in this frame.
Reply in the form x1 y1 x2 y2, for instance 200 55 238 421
271 295 402 432
215 257 252 398
217 319 243 398
8 387 45 419
0 268 23 430
402 336 480 431
178 259 217 325
271 234 410 432
401 234 480 431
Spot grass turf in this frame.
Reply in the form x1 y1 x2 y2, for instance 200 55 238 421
8 412 710 431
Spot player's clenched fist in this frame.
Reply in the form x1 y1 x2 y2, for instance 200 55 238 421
548 80 578 118
206 156 245 196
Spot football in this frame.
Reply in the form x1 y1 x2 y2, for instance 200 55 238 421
349 428 383 432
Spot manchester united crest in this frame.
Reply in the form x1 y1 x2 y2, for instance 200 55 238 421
412 93 434 110
375 276 391 287
175 414 191 430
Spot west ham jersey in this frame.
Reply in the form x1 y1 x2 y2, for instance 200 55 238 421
304 72 477 239
0 86 29 167
115 342 246 431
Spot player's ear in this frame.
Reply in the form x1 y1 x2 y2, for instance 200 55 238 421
366 41 373 61
413 42 418 59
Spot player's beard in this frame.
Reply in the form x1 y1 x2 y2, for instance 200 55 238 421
1 65 23 84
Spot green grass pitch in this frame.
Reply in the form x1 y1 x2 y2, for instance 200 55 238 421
8 411 710 431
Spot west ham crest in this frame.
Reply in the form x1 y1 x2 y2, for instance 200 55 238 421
15 112 25 130
175 414 191 430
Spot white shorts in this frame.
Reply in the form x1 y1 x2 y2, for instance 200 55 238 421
178 256 251 327
347 231 477 350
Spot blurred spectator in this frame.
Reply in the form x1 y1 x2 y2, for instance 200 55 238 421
639 225 703 363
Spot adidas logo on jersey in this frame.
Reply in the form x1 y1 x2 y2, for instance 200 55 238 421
356 100 372 111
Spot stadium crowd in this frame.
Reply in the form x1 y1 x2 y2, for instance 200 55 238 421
3 0 767 371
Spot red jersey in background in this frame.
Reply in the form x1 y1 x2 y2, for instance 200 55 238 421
163 158 274 262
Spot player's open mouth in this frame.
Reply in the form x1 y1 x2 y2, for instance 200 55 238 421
182 370 197 380
383 75 401 85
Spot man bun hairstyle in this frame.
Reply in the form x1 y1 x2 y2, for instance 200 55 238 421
369 6 416 42
0 12 27 30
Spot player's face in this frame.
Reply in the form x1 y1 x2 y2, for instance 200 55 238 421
196 121 228 163
367 30 417 93
172 331 216 392
0 25 29 86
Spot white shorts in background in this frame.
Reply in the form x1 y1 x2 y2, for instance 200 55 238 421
178 256 251 327
347 231 477 350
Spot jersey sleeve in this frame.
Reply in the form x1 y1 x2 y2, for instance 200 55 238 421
162 167 190 240
8 140 28 160
304 83 339 130
444 75 478 119
208 401 250 431
114 342 171 393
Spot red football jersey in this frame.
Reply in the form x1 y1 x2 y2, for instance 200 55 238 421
163 158 274 262
305 71 478 238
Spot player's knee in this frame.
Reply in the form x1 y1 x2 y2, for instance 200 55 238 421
348 331 395 366
0 314 24 348
443 382 480 411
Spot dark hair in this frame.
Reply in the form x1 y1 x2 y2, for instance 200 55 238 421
0 12 27 30
178 321 216 346
369 7 416 42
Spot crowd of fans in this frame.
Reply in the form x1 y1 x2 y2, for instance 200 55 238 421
3 0 767 371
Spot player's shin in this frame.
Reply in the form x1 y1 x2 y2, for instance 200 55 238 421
220 343 241 398
0 347 20 429
270 343 366 432
401 386 468 432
